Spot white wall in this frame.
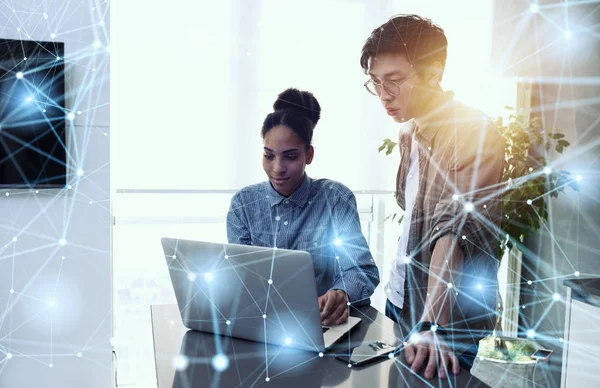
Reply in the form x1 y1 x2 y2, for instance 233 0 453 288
0 1 111 387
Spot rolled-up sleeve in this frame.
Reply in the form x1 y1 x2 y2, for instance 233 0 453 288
429 124 505 259
330 192 380 305
226 193 252 245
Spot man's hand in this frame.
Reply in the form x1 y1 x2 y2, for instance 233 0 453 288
404 330 460 379
318 289 348 326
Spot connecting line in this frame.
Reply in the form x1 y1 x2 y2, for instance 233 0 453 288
263 319 269 380
531 206 576 270
269 355 320 380
269 287 320 350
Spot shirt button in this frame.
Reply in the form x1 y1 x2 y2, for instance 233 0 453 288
284 200 289 205
314 242 318 246
283 221 289 226
275 216 281 221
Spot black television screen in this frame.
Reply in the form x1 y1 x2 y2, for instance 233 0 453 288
0 39 66 188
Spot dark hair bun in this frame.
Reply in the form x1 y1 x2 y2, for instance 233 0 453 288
273 88 321 126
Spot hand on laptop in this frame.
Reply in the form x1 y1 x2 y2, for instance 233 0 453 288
318 289 348 326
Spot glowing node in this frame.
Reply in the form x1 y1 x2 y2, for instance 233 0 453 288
51 33 56 39
347 302 351 306
284 337 292 345
575 271 580 277
564 30 572 40
265 377 270 382
77 110 82 115
224 255 228 259
348 364 352 368
17 28 20 32
526 199 532 205
9 289 14 294
56 56 60 60
77 352 82 358
543 166 552 175
455 292 459 296
335 256 339 260
334 238 342 246
560 338 564 342
267 279 273 285
99 20 105 27
403 256 411 264
447 283 454 289
211 353 229 371
388 352 395 359
35 190 39 194
526 329 535 338
6 353 12 359
49 364 53 368
464 202 474 212
5 192 9 197
462 235 467 240
226 320 231 325
76 168 84 176
483 204 487 209
575 175 582 182
48 298 56 307
43 109 47 113
552 293 560 301
173 354 189 371
409 333 420 344
476 283 483 290
44 13 48 19
16 72 24 79
529 4 540 13
172 255 176 259
93 40 102 49
262 314 267 319
529 167 533 172
67 185 72 189
67 112 75 121
89 201 93 204
204 272 214 282
12 237 17 242
318 352 323 357
170 320 174 325
431 325 438 333
187 272 196 282
522 305 526 309
452 194 460 201
528 280 532 285
25 96 32 103
58 238 66 246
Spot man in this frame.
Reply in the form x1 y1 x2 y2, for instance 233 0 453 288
360 15 504 379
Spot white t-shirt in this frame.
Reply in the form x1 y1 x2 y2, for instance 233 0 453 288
386 132 419 309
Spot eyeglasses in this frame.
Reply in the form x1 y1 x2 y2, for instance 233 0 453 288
363 73 417 97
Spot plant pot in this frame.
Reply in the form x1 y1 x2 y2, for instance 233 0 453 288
471 356 537 388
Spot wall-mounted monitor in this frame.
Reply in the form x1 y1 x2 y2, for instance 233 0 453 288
0 38 66 189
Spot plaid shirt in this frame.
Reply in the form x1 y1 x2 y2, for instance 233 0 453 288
226 174 380 306
395 97 505 352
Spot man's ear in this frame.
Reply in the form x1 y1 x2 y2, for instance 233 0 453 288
306 145 315 165
426 62 444 87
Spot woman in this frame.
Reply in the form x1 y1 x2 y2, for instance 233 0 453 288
226 88 379 326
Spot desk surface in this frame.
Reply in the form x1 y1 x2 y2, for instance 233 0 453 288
151 304 488 388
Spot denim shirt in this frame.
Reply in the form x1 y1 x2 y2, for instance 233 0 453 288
226 174 380 305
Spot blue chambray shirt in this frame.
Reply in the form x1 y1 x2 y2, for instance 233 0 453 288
226 174 380 306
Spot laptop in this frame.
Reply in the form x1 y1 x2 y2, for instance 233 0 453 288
161 238 361 352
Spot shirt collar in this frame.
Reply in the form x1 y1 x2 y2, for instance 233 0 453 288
414 91 455 145
264 173 312 207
